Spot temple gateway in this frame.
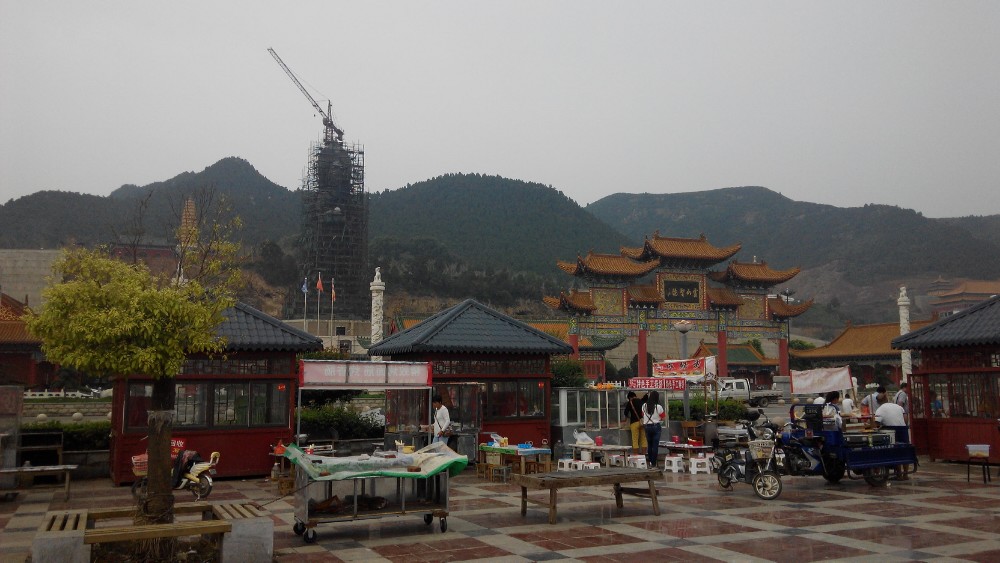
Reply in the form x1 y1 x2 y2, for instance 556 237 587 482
544 231 812 380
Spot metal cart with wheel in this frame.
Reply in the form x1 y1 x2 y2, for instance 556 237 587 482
286 441 466 543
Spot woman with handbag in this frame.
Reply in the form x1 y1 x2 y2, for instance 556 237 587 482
642 391 665 468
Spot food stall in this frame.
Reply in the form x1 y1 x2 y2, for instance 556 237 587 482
289 360 467 543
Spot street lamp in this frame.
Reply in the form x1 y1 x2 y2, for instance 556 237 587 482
674 320 694 420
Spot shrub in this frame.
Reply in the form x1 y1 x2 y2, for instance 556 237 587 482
551 359 587 388
20 420 111 450
297 403 384 441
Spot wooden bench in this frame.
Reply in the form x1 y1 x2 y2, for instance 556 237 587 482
511 467 662 524
0 464 78 501
32 503 233 563
84 519 232 544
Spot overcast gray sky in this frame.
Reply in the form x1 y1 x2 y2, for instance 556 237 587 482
2 2 998 218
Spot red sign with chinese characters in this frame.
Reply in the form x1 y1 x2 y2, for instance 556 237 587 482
170 437 187 456
628 377 687 391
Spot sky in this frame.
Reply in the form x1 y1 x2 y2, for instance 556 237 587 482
2 2 999 218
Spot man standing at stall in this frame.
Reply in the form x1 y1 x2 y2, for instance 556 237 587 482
432 394 451 444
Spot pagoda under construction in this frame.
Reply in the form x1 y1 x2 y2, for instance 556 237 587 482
270 49 370 322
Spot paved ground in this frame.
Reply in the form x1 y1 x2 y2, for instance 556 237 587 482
2 456 999 562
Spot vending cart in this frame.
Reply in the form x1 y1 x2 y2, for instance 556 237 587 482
289 360 467 542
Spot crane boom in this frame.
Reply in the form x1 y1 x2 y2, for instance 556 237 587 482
268 47 344 142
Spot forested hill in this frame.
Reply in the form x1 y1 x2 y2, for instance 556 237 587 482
0 157 300 248
369 173 635 278
587 187 1000 282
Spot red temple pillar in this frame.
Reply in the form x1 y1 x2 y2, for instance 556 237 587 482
779 337 789 377
638 329 648 378
716 330 728 378
569 333 580 359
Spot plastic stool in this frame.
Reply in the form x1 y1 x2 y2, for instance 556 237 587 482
557 458 574 471
662 455 685 473
571 460 589 470
627 455 648 469
491 464 512 483
608 454 625 467
689 457 711 475
582 462 601 470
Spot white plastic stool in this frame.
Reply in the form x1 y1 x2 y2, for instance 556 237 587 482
583 462 600 470
608 454 625 467
662 455 685 473
571 460 589 470
627 455 648 469
557 459 574 471
688 457 711 475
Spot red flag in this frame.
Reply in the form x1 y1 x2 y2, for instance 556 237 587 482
330 279 336 302
316 273 323 292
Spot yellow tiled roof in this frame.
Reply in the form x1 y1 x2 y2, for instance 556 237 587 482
557 251 660 277
709 260 800 285
792 319 933 359
621 232 741 262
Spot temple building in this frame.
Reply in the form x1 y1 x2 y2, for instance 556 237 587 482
544 232 812 379
928 279 1000 317
790 319 933 386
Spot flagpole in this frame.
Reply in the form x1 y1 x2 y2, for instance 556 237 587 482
330 278 334 347
316 272 321 334
302 277 307 330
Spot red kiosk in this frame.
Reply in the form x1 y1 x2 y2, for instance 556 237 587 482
109 303 323 485
369 299 573 447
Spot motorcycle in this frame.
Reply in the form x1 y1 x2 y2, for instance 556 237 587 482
131 449 221 500
712 410 784 500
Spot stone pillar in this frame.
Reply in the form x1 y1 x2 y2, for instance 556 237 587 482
370 268 385 362
897 286 912 382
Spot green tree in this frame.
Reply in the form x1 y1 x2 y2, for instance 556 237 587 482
551 359 587 388
25 247 237 544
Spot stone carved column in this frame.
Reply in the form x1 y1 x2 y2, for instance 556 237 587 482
370 268 385 362
897 286 912 382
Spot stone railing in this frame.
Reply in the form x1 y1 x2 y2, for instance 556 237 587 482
22 402 112 418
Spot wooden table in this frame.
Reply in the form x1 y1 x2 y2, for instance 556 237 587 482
511 467 661 524
479 445 551 475
568 443 632 466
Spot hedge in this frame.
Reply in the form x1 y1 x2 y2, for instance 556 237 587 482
297 403 384 441
20 420 111 450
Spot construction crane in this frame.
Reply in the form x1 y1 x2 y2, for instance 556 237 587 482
268 47 344 143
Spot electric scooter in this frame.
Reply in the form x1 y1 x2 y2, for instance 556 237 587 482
131 449 221 500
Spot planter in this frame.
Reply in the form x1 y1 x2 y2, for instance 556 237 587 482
63 450 110 479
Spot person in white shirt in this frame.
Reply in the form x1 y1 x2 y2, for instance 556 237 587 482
431 394 450 444
874 401 909 479
875 402 906 427
841 394 856 417
641 390 665 468
861 386 887 413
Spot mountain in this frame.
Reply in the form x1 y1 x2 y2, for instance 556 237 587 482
369 173 636 278
0 157 301 249
586 187 1000 330
4 160 1000 335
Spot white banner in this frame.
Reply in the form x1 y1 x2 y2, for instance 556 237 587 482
300 360 431 388
789 366 853 395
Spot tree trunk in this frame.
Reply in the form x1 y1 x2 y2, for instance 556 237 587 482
141 377 176 525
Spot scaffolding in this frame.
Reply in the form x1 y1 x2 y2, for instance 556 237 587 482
287 136 369 322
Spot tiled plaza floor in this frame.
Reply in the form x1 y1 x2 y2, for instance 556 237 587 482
2 456 998 562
